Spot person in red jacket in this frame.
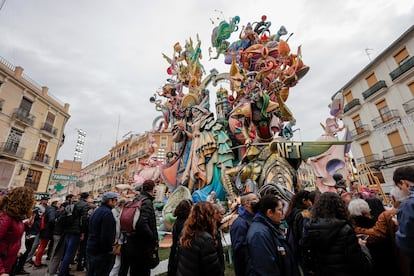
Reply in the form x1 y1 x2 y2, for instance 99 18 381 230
0 187 35 276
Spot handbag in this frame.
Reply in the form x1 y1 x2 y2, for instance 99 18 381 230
113 242 121 256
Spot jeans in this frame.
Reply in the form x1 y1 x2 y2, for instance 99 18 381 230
87 253 115 276
58 233 80 276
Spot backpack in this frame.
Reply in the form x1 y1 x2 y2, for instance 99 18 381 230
119 198 145 235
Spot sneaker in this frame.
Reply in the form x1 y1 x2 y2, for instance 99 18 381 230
34 263 48 268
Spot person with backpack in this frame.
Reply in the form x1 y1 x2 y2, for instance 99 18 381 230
122 180 159 276
86 192 119 276
58 192 89 276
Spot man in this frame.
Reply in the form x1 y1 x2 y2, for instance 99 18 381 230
87 192 119 276
230 192 259 276
124 180 158 276
58 192 89 276
394 165 414 276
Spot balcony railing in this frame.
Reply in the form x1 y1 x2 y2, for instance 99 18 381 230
0 142 26 158
12 107 35 126
350 124 370 139
371 109 400 128
383 143 414 159
403 98 414 114
389 56 414 81
362 80 388 100
32 152 50 165
344 98 361 114
356 153 381 165
40 123 58 136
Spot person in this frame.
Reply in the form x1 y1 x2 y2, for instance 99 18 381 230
393 165 414 276
246 194 301 276
86 192 119 276
24 204 44 265
168 199 193 276
354 187 408 276
109 198 126 276
123 180 159 276
47 194 73 276
302 192 372 276
285 190 312 274
58 192 89 276
0 186 35 276
34 195 57 268
230 192 258 276
365 197 385 221
348 198 375 228
206 191 218 203
176 201 224 276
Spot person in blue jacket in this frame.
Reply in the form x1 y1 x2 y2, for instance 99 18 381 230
86 192 119 276
230 192 258 276
246 194 301 276
393 165 414 276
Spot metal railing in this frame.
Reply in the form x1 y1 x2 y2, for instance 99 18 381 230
32 152 51 165
403 98 414 114
0 56 16 71
371 109 400 128
356 153 381 164
344 98 361 114
40 122 58 136
362 80 387 100
350 124 370 139
12 107 35 126
383 143 414 159
389 56 414 81
0 142 26 158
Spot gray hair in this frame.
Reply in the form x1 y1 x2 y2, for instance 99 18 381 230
348 198 370 216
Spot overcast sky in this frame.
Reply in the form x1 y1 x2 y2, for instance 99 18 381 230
1 0 413 166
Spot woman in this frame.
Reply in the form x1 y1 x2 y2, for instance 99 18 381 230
168 199 192 276
247 195 301 276
0 187 35 276
176 201 224 276
302 192 371 276
285 190 312 273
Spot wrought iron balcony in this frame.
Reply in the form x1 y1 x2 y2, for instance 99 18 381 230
12 108 35 127
0 142 26 158
362 80 388 100
344 98 361 114
356 153 381 165
382 143 414 160
403 98 414 114
350 124 371 140
371 109 400 128
40 123 58 136
389 56 414 81
32 152 50 165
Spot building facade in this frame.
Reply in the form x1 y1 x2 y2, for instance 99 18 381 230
339 25 414 185
0 57 70 192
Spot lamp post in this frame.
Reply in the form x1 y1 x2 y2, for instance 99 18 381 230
66 129 86 195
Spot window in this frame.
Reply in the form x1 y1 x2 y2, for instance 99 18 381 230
19 97 33 115
25 169 41 191
365 72 378 87
360 142 374 162
393 47 409 65
344 90 353 104
5 128 23 154
43 112 55 132
352 115 364 134
376 99 391 122
35 140 48 162
387 131 404 156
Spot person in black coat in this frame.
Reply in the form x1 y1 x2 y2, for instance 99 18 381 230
123 180 159 276
176 201 224 276
247 195 301 276
86 192 118 276
302 192 372 276
168 199 192 276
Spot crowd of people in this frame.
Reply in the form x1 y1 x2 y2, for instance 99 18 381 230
0 165 413 276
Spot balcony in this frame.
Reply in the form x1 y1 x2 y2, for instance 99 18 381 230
371 109 400 128
31 152 50 166
12 108 35 127
356 153 381 167
40 123 58 137
382 143 414 162
403 98 414 114
362 80 388 101
389 56 414 82
350 124 371 140
344 98 361 114
0 142 26 159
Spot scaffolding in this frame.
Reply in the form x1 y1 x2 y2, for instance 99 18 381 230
355 163 389 205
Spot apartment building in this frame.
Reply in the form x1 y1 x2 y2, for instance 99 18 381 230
339 25 414 184
0 56 70 192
